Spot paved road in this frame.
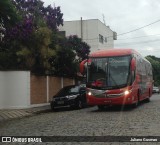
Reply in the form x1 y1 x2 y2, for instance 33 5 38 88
0 94 160 145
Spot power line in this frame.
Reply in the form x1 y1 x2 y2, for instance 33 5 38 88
117 19 160 36
83 18 160 41
117 34 160 40
115 39 160 46
83 33 160 42
104 18 160 39
83 19 160 49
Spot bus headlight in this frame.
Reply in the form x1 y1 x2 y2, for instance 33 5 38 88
124 90 130 95
88 91 92 96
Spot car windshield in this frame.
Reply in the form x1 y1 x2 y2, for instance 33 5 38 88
56 86 79 96
87 55 131 89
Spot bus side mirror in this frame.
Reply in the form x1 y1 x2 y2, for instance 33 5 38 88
131 58 136 71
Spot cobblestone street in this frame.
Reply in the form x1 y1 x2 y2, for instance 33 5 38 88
0 94 160 145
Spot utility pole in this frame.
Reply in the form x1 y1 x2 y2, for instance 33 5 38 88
81 17 83 40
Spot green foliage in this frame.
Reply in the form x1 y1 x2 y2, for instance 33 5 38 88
50 45 78 77
0 0 20 27
0 0 90 77
49 32 77 77
146 55 160 86
0 0 62 75
16 27 55 74
67 35 90 62
49 33 90 77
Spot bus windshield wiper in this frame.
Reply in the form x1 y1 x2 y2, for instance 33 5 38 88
108 71 120 89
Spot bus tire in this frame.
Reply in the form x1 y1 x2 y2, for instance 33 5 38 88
132 91 140 108
98 105 105 110
146 89 151 103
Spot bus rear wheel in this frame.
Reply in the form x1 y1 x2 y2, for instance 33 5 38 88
145 89 151 103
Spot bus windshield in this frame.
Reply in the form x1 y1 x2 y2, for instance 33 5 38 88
87 55 131 89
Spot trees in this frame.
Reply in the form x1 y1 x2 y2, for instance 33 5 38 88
16 27 55 74
146 55 160 86
0 0 90 77
0 0 20 27
1 0 62 73
67 35 90 62
0 0 20 51
12 0 63 30
49 33 90 77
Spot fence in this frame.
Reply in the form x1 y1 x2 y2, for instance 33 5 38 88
30 75 75 105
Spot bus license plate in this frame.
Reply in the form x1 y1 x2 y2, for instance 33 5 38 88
57 101 64 104
104 100 111 103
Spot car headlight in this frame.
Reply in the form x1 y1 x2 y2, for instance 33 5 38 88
66 95 78 99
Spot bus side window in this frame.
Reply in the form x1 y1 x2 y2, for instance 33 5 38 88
131 57 136 83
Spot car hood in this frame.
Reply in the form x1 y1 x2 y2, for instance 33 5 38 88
54 93 79 98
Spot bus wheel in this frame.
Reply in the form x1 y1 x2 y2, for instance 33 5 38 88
146 90 151 103
98 105 105 110
132 101 138 108
132 92 140 108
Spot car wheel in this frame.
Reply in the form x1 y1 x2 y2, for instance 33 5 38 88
76 100 83 109
51 102 57 111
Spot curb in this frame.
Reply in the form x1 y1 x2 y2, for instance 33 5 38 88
0 105 51 122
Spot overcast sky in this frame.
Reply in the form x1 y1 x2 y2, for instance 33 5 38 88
43 0 160 57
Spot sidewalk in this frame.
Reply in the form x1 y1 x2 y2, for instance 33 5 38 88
0 105 51 122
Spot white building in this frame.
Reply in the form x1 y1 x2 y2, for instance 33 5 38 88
59 19 117 52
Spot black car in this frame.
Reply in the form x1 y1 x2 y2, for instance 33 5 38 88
50 85 86 111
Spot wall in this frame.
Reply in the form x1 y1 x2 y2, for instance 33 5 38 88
0 71 30 109
30 75 47 104
97 20 114 50
0 72 5 109
30 75 75 105
49 77 61 101
59 19 115 52
0 71 75 109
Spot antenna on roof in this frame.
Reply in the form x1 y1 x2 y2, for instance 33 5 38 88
102 14 106 25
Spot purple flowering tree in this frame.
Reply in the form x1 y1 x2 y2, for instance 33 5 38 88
1 0 63 74
67 35 90 62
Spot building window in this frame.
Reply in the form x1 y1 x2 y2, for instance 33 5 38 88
58 31 66 37
105 37 107 42
99 34 104 43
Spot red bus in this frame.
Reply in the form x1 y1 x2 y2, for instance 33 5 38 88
80 48 153 109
